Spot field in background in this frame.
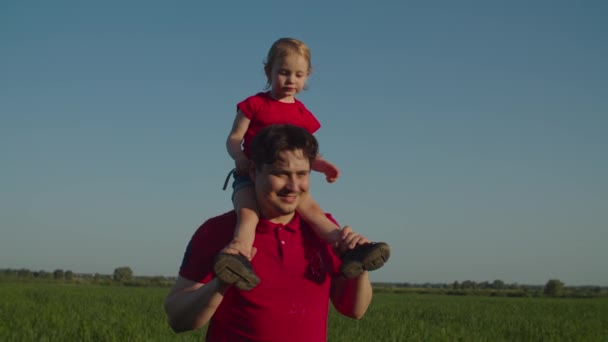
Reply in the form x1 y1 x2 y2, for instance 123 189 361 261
2 282 607 341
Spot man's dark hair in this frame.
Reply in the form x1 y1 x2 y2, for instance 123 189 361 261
249 124 318 169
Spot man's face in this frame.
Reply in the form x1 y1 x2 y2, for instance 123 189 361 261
251 149 311 223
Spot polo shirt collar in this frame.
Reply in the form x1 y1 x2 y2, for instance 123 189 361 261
256 213 301 234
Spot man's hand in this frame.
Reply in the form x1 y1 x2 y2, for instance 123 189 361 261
336 226 371 253
220 238 257 261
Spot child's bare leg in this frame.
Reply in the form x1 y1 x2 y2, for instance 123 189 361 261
296 193 341 244
297 193 391 279
224 185 259 258
213 185 260 290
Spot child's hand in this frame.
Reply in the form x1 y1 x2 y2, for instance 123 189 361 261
313 158 340 183
322 163 340 183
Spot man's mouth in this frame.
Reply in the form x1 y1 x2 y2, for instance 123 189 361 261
278 192 299 203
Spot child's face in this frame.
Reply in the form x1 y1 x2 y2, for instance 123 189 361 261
269 53 310 101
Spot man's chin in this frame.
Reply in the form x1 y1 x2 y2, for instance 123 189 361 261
274 202 299 216
277 206 297 215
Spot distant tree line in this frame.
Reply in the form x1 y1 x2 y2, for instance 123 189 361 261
372 278 607 298
2 268 606 298
0 267 175 287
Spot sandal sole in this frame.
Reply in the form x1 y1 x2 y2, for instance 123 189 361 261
213 254 260 291
340 243 391 279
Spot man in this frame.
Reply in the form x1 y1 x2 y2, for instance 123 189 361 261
164 124 380 341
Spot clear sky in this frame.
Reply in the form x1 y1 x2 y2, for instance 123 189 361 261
1 1 607 286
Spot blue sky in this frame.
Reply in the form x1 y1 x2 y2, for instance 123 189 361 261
1 1 607 286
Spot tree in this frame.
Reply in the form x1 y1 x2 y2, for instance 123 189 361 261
2 269 17 277
36 270 51 279
113 267 133 282
478 281 490 289
492 279 505 290
150 276 166 287
53 269 64 280
18 268 32 278
65 270 74 281
544 279 565 297
462 280 476 289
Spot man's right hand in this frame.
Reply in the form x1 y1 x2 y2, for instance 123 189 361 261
220 238 257 261
336 226 371 253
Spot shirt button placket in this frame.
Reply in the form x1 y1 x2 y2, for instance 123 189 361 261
277 226 285 262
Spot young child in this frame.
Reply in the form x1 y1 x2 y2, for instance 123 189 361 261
214 38 390 290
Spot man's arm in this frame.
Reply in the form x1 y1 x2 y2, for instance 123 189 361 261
164 276 229 333
329 226 373 319
330 271 373 320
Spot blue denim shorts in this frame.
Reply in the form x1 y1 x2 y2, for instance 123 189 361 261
222 168 254 201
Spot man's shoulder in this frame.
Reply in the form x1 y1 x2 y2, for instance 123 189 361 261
192 211 237 238
207 210 237 222
297 213 342 273
296 212 338 229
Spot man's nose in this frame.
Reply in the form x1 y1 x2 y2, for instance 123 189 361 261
284 175 297 190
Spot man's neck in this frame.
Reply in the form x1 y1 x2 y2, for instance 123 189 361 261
262 212 296 225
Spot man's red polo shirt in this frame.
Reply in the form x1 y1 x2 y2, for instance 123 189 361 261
179 211 342 342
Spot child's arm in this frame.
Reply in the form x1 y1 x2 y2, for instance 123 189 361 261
312 155 340 183
226 110 251 174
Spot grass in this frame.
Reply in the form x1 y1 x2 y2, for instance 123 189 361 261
0 282 202 341
328 293 608 341
1 282 607 341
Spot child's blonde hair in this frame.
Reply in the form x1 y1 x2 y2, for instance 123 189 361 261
263 38 312 90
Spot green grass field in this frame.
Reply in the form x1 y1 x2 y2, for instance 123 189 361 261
1 282 607 341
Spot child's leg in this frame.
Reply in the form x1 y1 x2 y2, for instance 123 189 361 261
297 193 391 279
296 193 342 244
213 183 260 291
228 185 259 258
